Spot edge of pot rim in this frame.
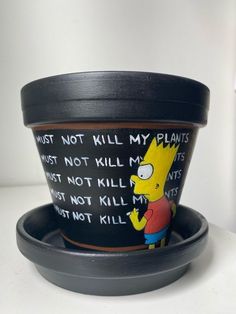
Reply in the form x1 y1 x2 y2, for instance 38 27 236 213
21 70 210 93
21 71 210 127
27 119 206 129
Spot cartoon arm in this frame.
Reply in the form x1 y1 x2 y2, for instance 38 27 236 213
169 201 177 217
129 208 147 231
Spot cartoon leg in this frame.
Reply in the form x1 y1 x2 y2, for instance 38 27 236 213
148 243 156 249
160 237 166 248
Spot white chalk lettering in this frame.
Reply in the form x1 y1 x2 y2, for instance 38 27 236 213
129 134 150 145
156 132 189 144
54 205 70 219
129 156 143 167
132 195 148 204
61 134 84 145
50 189 66 202
64 156 89 167
70 195 92 206
167 170 182 181
165 187 179 198
97 178 127 188
67 176 92 187
93 134 123 146
72 212 92 223
36 134 54 144
45 172 62 183
175 152 185 162
99 196 128 207
40 155 58 165
99 215 126 225
95 157 124 167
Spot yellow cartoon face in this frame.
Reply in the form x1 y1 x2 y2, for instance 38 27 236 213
131 138 179 202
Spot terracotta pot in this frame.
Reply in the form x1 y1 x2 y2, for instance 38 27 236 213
21 71 209 252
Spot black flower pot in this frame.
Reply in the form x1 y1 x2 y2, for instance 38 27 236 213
21 71 209 251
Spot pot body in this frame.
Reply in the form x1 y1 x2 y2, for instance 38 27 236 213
33 122 198 251
21 71 209 251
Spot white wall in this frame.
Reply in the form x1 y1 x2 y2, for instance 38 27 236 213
0 0 236 231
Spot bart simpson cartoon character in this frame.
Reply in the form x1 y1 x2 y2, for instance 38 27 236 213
129 138 179 249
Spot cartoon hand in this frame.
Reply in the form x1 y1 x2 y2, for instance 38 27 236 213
128 209 147 231
129 208 139 223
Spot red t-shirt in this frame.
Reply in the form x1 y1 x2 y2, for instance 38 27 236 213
144 196 171 234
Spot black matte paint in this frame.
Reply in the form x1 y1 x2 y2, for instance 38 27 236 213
21 71 209 126
16 204 208 296
33 127 197 249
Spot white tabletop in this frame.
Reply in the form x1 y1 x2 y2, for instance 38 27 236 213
1 185 236 314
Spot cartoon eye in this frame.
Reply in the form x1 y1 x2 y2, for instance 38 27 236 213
137 164 153 180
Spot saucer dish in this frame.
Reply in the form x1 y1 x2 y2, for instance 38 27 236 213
16 203 208 296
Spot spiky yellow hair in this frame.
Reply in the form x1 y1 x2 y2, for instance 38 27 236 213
143 138 179 174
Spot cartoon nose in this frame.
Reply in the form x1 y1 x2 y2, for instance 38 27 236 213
130 175 137 184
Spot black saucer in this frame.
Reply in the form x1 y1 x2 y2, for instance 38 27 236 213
16 204 208 296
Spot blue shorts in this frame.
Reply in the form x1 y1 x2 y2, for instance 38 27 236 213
144 226 169 245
